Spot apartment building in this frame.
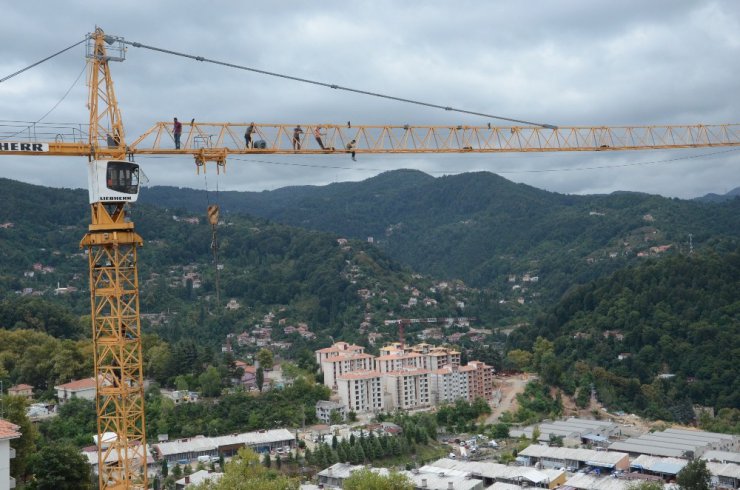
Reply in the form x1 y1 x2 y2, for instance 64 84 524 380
322 352 375 389
315 341 365 365
375 350 423 373
317 341 493 413
463 361 494 402
382 368 432 411
336 370 384 414
430 364 470 404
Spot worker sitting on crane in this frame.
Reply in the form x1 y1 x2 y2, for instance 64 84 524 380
346 139 357 161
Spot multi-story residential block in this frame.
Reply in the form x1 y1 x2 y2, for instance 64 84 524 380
464 360 494 402
316 341 493 413
382 368 431 411
336 370 384 414
315 400 347 424
375 350 423 373
321 353 375 389
315 342 365 365
430 365 470 404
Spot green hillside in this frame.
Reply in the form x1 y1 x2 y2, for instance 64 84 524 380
509 248 740 421
0 178 485 349
140 170 740 305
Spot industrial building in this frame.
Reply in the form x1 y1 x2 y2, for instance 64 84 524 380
609 428 739 458
518 445 630 473
431 458 567 489
153 428 294 463
509 418 619 446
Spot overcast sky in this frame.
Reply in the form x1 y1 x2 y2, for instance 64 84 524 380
1 1 739 198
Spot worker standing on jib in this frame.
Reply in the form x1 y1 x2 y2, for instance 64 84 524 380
173 117 183 149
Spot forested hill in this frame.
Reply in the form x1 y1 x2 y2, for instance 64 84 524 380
0 177 470 348
508 248 740 421
141 170 740 301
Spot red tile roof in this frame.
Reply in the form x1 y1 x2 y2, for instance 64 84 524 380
0 419 21 440
9 383 33 391
55 377 97 391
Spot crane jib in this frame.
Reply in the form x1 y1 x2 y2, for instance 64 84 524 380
0 142 49 152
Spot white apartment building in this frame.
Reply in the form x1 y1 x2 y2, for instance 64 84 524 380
336 370 384 414
375 351 423 373
1 419 21 490
430 364 470 404
315 342 365 365
381 342 461 371
322 353 375 389
382 368 432 411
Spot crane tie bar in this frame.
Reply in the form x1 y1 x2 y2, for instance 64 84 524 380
119 38 557 129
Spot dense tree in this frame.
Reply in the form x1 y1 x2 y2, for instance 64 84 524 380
343 468 413 490
677 459 712 490
199 366 222 397
190 448 297 489
256 367 264 393
2 395 38 482
256 349 274 371
28 442 93 490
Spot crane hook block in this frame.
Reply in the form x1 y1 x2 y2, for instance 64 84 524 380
207 204 220 226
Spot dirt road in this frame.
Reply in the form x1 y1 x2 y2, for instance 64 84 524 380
486 374 533 423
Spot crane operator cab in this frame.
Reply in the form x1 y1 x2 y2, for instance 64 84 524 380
87 160 141 204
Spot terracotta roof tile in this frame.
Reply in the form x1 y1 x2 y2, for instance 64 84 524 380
0 419 22 439
9 383 33 391
54 377 97 391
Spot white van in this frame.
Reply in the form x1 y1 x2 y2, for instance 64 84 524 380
197 455 210 463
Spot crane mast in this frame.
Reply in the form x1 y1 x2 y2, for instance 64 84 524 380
81 29 148 490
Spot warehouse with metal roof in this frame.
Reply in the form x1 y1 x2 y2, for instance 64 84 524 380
609 428 739 458
153 428 294 463
509 418 618 445
431 458 567 489
518 445 630 472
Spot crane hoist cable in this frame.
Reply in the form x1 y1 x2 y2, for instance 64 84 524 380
202 169 222 307
119 37 557 129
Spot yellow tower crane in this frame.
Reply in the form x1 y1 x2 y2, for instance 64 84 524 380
2 28 740 489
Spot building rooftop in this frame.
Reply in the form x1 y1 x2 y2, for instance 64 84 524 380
608 441 684 458
337 370 382 381
376 352 422 361
154 428 294 457
384 367 431 377
430 458 563 484
175 470 223 487
322 353 374 363
519 445 629 467
316 342 364 354
9 383 33 391
702 450 740 464
631 455 688 475
564 473 635 490
403 466 481 490
609 428 738 458
54 377 97 391
706 461 740 480
510 418 617 441
0 419 22 440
